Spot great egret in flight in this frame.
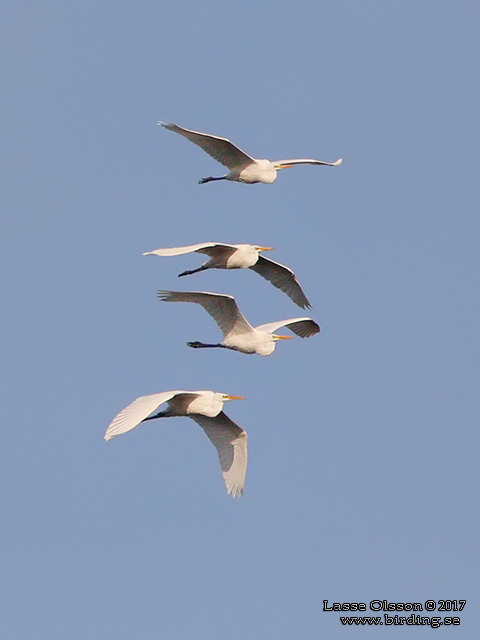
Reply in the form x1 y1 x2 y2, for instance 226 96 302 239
158 121 342 184
143 242 311 308
105 390 247 498
157 290 320 356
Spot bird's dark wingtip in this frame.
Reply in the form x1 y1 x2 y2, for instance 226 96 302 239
298 299 312 309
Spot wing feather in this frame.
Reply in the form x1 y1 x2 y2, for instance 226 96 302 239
143 242 239 260
194 244 238 261
157 291 253 336
249 255 311 308
191 412 247 498
143 242 222 257
275 158 343 167
104 391 183 441
254 317 320 338
159 122 254 170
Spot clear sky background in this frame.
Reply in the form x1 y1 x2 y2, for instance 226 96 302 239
3 2 479 638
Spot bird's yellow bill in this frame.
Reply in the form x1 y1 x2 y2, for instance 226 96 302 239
227 395 247 400
276 335 293 340
275 164 293 169
257 246 275 251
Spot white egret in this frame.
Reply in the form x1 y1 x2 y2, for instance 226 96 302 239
158 121 342 184
157 290 320 356
105 390 247 498
143 242 311 308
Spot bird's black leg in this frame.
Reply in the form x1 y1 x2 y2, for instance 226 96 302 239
178 265 208 277
187 341 224 349
198 176 226 184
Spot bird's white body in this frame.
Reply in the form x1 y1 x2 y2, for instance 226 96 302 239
143 242 311 308
229 159 277 184
158 122 342 184
221 243 265 267
178 389 227 416
157 290 320 356
105 390 247 498
222 326 283 356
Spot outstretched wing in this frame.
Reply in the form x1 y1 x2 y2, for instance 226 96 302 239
191 412 247 498
159 122 254 170
274 158 343 167
104 391 183 441
249 255 311 309
157 290 253 337
194 244 238 261
143 242 235 258
254 317 320 338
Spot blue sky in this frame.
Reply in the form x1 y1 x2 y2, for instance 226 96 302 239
3 2 479 637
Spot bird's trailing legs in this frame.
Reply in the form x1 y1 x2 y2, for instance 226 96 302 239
198 176 226 184
187 341 245 353
187 341 227 350
178 265 208 277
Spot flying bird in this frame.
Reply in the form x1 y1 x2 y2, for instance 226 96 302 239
143 242 311 308
105 390 247 498
158 121 342 184
157 290 320 356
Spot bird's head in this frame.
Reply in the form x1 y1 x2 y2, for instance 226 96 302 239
256 333 293 356
220 394 247 402
273 334 293 342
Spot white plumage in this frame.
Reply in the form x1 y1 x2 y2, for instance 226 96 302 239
158 122 342 184
143 242 312 308
105 390 247 498
157 290 320 356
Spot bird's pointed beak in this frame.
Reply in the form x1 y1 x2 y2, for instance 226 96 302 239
275 335 293 340
256 246 275 251
274 164 293 170
226 395 247 401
